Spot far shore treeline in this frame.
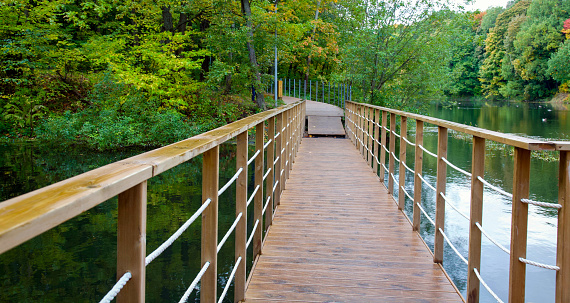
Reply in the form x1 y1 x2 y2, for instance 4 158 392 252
1 0 568 149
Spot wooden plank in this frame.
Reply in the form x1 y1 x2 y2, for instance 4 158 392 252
274 113 282 207
235 132 248 302
398 116 407 210
346 101 558 151
253 123 264 257
201 146 219 303
508 147 531 303
373 108 380 175
467 136 485 303
265 117 275 229
307 116 345 136
380 111 387 182
245 138 462 302
413 120 424 231
557 151 570 302
117 181 147 303
388 113 396 195
434 126 448 263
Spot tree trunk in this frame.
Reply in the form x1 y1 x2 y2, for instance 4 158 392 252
241 0 266 110
304 0 321 86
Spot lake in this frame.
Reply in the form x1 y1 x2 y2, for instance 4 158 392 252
0 99 568 302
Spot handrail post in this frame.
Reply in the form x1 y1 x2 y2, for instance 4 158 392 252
388 113 396 195
467 136 485 303
201 146 219 303
434 126 448 263
373 108 380 175
557 150 570 303
398 116 407 210
253 124 264 256
413 120 424 231
367 107 374 167
265 117 275 230
117 181 147 303
358 105 363 155
275 112 283 205
508 147 531 303
234 132 247 302
380 111 387 182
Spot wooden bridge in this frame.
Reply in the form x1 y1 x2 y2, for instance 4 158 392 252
0 96 569 303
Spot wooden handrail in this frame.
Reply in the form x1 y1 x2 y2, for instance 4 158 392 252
0 100 306 303
346 100 570 303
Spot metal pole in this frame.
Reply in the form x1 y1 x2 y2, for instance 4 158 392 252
273 3 278 107
328 82 330 104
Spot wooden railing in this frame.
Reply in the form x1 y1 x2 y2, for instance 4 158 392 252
345 101 570 303
0 101 306 303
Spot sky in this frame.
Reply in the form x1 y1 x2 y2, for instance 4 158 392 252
457 0 511 11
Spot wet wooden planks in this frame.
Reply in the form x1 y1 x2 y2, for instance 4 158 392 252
308 116 346 136
244 138 462 303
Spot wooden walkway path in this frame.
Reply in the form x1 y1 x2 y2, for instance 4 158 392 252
244 137 462 302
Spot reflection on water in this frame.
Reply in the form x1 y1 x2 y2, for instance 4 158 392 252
388 100 566 302
0 142 255 302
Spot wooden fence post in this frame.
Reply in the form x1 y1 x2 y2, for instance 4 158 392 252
467 136 485 303
434 127 448 263
557 150 570 303
117 181 147 303
508 147 531 303
413 120 424 231
274 114 283 207
253 124 264 256
234 132 247 302
367 107 374 167
388 113 396 195
373 108 380 175
398 116 407 210
266 117 275 229
380 111 387 183
201 146 219 303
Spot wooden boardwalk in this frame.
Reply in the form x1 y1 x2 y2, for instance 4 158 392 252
244 138 462 302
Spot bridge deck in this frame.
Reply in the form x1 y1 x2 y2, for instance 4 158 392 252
244 137 462 302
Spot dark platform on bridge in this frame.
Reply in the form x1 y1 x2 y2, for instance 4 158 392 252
307 116 345 136
244 138 462 302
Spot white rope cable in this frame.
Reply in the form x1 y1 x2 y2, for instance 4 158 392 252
217 212 243 253
282 126 286 132
263 168 272 181
440 193 469 221
402 136 416 146
217 256 242 303
391 173 398 184
391 152 401 163
418 144 437 158
473 268 504 303
262 196 271 215
247 185 260 207
281 148 285 155
439 228 468 266
286 160 289 166
417 202 435 226
280 169 284 176
218 168 243 196
263 139 272 150
246 220 259 248
99 272 132 303
273 156 280 165
274 132 280 139
381 163 388 172
519 258 560 271
383 126 390 132
179 262 210 303
442 157 472 178
476 222 510 255
521 198 562 209
477 176 513 199
382 144 389 153
402 186 414 201
146 199 212 266
391 130 401 138
402 161 414 174
417 173 437 192
273 180 279 193
247 150 260 166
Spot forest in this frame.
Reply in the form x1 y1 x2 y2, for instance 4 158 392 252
1 0 569 149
